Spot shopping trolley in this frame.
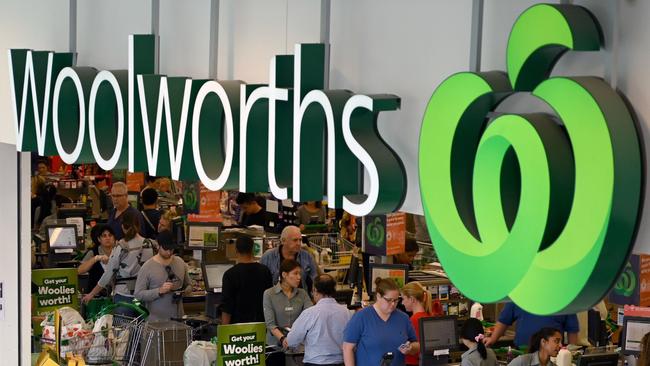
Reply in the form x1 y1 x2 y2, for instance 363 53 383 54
305 233 355 268
65 302 148 365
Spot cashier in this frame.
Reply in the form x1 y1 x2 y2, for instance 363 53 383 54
393 237 419 270
485 303 578 348
236 192 267 227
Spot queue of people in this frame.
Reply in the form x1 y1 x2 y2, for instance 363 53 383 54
68 198 581 366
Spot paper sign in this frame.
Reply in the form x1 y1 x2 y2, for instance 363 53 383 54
386 212 406 255
217 322 266 366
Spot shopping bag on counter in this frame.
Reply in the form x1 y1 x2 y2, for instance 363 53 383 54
183 340 217 366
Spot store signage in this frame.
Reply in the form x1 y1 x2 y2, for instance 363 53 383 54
217 322 266 366
420 4 643 314
8 38 406 216
362 212 406 256
32 268 79 313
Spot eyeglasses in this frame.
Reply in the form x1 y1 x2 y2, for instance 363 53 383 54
382 295 402 304
110 193 127 198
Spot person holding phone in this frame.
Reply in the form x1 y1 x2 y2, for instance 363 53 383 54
342 277 419 366
134 230 191 321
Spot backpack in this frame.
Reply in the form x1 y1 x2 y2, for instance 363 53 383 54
108 238 154 295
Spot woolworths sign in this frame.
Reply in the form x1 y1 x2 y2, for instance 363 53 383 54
420 4 643 314
8 38 406 217
9 3 645 315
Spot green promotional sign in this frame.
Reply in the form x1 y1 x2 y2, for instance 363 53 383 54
32 268 79 312
419 4 643 314
217 322 266 366
32 268 79 334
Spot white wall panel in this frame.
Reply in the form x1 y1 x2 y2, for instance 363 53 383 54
0 0 69 146
217 0 320 83
330 0 473 214
159 0 212 79
77 0 151 70
617 0 650 255
481 0 548 73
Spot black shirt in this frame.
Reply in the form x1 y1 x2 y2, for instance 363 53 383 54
141 208 161 239
240 209 267 227
221 262 273 324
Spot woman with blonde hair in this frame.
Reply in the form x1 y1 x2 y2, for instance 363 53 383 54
339 211 357 243
401 281 443 365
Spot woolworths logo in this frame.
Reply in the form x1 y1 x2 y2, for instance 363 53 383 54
419 4 643 314
8 38 406 217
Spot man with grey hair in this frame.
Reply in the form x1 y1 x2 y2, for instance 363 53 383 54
260 225 319 292
107 182 145 240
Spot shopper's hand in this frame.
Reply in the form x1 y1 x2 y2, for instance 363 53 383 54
95 255 109 264
82 293 94 304
282 338 289 349
483 336 495 347
399 342 412 355
159 282 173 295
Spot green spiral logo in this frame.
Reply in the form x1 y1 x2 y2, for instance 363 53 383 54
419 4 643 314
614 262 636 297
366 217 385 248
184 184 198 210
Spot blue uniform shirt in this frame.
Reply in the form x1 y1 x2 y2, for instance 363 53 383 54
498 303 579 347
343 306 417 366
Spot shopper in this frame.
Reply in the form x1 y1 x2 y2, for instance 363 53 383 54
83 210 154 316
261 225 319 292
107 182 145 240
78 225 116 295
485 303 578 348
401 281 442 366
140 187 161 240
287 274 351 365
339 212 357 244
158 209 174 232
507 328 562 366
295 201 327 231
343 277 419 366
221 236 273 325
236 192 267 227
460 318 498 366
134 230 191 322
393 237 420 269
263 259 312 348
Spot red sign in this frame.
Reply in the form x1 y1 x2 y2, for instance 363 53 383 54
188 184 222 223
386 212 406 256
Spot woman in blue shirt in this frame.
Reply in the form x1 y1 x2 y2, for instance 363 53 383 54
343 277 419 366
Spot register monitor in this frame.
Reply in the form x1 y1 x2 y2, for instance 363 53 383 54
46 224 79 264
187 222 220 248
368 263 408 298
419 316 458 366
202 262 234 293
621 316 650 355
576 352 619 366
47 224 78 251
